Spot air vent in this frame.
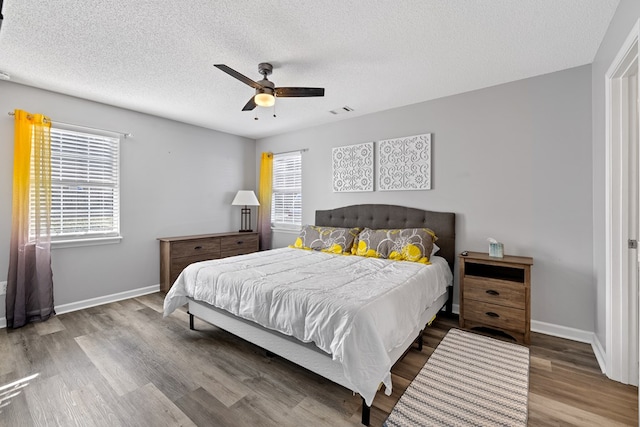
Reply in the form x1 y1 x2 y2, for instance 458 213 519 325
329 106 354 115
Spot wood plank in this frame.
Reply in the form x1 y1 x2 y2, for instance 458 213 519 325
74 333 147 396
528 392 633 427
0 373 35 426
68 382 123 426
119 382 196 426
290 396 361 427
174 387 239 427
33 316 65 336
0 295 636 427
25 374 86 426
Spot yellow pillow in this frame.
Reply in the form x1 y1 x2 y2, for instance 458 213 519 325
354 228 437 264
290 225 361 254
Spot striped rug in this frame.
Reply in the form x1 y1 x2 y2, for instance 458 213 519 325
384 328 529 426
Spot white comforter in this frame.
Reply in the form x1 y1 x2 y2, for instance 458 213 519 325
163 247 452 405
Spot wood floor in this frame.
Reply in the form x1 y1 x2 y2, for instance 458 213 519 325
0 292 637 426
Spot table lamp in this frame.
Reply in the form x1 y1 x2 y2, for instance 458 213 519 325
231 190 260 232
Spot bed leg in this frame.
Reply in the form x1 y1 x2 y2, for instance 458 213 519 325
446 285 453 314
417 332 423 352
188 312 194 330
361 397 370 426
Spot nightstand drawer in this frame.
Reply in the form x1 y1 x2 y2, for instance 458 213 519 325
221 234 259 257
171 239 221 258
463 300 526 331
463 276 525 309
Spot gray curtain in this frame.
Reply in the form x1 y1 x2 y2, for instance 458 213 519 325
6 110 55 328
7 243 54 328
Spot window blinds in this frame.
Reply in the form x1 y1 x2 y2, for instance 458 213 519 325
43 128 120 240
271 152 302 229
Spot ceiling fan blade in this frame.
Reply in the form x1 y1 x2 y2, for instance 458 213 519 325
242 96 257 111
214 64 263 90
274 87 325 97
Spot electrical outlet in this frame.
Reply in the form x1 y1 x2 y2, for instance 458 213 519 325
0 281 6 295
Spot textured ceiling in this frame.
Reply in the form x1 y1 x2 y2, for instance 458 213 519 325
0 0 619 139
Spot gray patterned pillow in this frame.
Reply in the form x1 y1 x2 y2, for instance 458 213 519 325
290 225 361 254
353 228 437 264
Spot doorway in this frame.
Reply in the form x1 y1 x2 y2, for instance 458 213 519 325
606 19 639 387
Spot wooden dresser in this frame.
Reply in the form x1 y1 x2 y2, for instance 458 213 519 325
158 232 259 292
458 251 533 344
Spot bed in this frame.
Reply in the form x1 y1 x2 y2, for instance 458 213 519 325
163 204 455 425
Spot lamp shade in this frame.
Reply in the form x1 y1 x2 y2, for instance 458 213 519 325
232 190 260 206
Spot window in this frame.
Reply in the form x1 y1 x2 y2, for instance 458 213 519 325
271 152 302 229
32 127 121 244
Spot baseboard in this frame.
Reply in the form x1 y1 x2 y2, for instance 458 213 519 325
530 319 593 343
0 284 160 329
532 320 607 374
591 334 607 374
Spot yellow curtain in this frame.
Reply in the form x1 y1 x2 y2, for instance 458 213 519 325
257 152 273 250
7 109 55 328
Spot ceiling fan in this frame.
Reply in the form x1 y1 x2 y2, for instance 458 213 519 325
214 63 324 111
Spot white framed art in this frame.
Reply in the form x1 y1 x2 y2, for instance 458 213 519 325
332 142 374 192
378 133 431 191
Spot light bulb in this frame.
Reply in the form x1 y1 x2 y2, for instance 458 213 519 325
254 93 275 107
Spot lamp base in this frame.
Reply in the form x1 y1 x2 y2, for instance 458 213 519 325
239 229 253 233
239 206 253 234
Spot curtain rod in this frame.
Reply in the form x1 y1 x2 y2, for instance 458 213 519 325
7 112 132 138
273 148 308 155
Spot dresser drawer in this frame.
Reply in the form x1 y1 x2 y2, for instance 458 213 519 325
171 238 221 258
221 234 259 257
463 276 525 309
169 254 220 284
463 299 525 331
159 232 259 293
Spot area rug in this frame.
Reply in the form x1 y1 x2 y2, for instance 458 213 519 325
384 328 529 426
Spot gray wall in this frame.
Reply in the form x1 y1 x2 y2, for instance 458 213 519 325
257 65 594 332
0 81 256 318
591 0 640 350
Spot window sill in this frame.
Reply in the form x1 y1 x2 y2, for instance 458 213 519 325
52 236 123 249
271 228 301 234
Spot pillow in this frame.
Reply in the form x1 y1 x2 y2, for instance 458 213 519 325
290 225 361 254
354 228 437 264
431 243 440 257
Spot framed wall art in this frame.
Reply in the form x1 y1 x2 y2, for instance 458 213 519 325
378 133 431 191
332 142 374 192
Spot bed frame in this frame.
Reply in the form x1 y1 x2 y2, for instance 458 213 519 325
186 204 456 425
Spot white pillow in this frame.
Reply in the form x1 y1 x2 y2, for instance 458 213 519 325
431 243 440 257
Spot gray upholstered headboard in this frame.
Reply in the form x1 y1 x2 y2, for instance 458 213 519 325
315 204 456 271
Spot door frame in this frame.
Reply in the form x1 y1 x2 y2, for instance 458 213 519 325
605 18 639 386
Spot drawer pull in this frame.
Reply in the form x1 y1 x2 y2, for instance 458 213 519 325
485 312 500 318
193 246 203 250
237 241 243 244
486 290 500 296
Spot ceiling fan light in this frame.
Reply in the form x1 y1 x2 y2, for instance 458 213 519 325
255 92 275 107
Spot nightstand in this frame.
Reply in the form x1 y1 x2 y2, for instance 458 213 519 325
458 251 533 344
158 232 259 293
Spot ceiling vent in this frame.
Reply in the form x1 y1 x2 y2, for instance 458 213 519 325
329 106 354 115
